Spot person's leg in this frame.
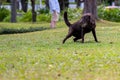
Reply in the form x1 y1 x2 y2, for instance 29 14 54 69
50 11 59 28
53 21 57 27
50 12 55 28
50 20 55 28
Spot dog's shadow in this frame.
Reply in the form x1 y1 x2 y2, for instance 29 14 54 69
74 40 101 44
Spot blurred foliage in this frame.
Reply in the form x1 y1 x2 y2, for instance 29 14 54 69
98 5 120 22
67 8 82 20
3 14 10 22
19 11 32 22
37 8 49 14
0 7 10 21
37 14 51 22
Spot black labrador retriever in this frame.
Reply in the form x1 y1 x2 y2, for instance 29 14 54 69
63 11 98 44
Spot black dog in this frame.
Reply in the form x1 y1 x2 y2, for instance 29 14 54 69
63 11 98 44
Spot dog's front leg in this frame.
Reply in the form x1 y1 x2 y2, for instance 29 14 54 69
81 28 84 43
92 29 98 42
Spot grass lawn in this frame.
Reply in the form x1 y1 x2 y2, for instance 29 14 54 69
0 21 120 80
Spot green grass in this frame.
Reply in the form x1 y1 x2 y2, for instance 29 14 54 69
0 20 120 80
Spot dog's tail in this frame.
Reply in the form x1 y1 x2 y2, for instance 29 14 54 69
64 11 71 27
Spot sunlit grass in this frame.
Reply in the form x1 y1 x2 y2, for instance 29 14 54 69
0 21 120 80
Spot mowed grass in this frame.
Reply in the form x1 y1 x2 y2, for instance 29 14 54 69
0 21 120 80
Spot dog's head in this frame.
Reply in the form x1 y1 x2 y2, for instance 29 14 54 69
79 13 95 28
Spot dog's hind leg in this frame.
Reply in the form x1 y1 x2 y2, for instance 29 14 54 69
73 37 80 42
92 29 98 42
63 29 73 44
63 34 72 44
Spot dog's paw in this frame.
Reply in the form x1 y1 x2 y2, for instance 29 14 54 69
62 41 65 44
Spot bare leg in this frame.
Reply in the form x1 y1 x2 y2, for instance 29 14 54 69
50 21 55 28
53 21 57 28
50 11 58 29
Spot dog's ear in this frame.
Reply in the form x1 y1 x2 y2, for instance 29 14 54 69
90 15 95 24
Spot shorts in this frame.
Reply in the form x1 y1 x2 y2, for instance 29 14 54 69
51 12 59 21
